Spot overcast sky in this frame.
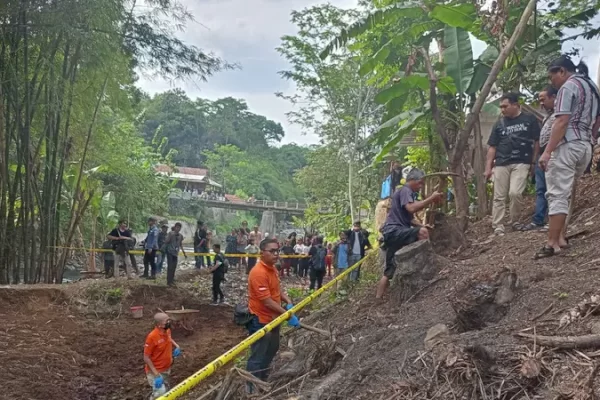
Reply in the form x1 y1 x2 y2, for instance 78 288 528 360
136 0 600 146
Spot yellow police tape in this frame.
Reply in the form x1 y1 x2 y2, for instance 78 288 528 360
50 247 308 258
156 256 366 400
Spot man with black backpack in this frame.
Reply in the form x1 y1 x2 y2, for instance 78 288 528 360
308 236 327 291
208 243 228 305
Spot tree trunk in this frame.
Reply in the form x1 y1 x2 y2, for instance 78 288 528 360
450 162 469 232
473 116 488 218
451 0 538 167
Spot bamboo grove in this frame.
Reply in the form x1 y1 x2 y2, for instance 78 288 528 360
0 0 228 283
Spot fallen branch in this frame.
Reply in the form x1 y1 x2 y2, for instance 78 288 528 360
532 303 554 321
195 383 221 400
517 332 600 349
257 370 317 400
234 367 272 390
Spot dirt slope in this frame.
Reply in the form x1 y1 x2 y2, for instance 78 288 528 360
212 175 600 400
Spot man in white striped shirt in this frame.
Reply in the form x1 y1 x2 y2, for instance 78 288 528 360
537 56 600 258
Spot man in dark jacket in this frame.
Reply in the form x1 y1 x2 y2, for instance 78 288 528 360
194 221 210 269
346 221 371 281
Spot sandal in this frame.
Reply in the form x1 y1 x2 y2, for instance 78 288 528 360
534 246 557 260
561 238 571 249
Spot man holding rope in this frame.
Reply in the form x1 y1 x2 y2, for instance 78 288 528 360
246 238 299 393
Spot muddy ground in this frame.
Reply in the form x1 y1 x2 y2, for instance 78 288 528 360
0 281 246 400
0 255 327 400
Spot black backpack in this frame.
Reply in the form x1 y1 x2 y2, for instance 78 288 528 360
312 246 327 271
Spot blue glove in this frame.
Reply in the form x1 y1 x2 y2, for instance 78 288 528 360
173 347 181 358
285 303 294 311
154 375 164 389
287 314 300 328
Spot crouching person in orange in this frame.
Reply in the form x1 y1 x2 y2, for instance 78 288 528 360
144 312 181 398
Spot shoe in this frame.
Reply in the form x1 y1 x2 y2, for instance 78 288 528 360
511 222 524 231
219 299 229 306
210 302 219 306
494 227 505 236
520 222 544 231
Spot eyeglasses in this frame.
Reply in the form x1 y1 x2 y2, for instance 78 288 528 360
264 249 280 254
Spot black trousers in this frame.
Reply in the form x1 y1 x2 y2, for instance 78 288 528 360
143 249 157 277
309 268 325 290
166 254 178 286
298 259 310 277
246 257 257 274
383 227 419 279
212 273 224 302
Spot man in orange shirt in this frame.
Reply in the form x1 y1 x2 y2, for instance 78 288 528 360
246 238 299 392
143 313 181 397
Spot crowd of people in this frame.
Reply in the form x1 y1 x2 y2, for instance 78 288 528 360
104 217 187 286
181 188 226 202
142 54 600 398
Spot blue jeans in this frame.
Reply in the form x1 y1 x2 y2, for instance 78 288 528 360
156 253 164 274
246 316 280 385
349 254 362 281
532 164 548 226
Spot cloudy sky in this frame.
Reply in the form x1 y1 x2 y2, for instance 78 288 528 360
136 0 600 146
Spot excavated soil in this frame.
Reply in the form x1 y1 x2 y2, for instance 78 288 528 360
192 174 600 400
0 283 246 400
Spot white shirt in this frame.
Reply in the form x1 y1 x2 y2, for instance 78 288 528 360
352 231 361 255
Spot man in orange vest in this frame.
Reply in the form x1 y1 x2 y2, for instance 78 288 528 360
246 238 299 392
143 313 181 396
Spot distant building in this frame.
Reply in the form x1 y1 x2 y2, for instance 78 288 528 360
155 165 223 192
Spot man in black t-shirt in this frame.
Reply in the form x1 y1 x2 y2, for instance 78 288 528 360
485 93 540 235
107 219 135 279
194 221 210 269
209 244 226 305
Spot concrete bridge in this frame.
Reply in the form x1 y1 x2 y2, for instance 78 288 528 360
169 192 307 215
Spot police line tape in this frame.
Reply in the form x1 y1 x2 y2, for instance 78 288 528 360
156 256 366 400
50 247 310 258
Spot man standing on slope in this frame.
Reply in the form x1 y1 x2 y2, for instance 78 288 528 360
375 169 443 300
485 92 541 235
537 56 600 258
246 238 299 393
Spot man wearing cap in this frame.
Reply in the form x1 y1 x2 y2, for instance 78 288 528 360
143 217 159 279
375 169 443 300
143 313 181 398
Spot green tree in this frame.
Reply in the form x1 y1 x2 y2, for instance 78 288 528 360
277 4 383 225
0 0 229 283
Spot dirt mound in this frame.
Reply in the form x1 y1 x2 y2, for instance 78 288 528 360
196 174 600 400
0 282 245 400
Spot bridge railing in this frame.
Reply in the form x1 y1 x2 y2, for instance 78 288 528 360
168 191 307 210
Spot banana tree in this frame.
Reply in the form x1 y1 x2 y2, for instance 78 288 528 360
320 0 561 229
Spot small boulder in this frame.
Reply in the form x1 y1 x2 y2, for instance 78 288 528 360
424 323 450 350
